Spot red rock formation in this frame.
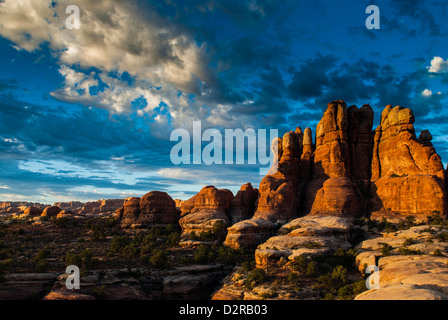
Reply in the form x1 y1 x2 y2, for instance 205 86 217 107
369 105 447 218
180 195 197 216
23 206 43 216
225 129 313 249
54 201 85 212
41 206 62 218
120 197 141 225
179 186 234 241
191 186 233 214
78 201 101 215
304 101 368 217
99 199 124 213
120 192 179 228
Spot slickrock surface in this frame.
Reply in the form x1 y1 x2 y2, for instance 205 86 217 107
255 215 353 268
355 224 448 300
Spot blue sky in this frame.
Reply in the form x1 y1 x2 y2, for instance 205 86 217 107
1 0 448 203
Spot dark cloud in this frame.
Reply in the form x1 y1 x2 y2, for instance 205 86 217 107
288 55 336 100
388 0 445 37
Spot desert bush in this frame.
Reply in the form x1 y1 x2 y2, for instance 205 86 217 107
241 261 255 272
403 238 416 246
110 235 131 252
290 255 308 272
65 248 94 270
33 249 49 272
380 243 392 256
193 245 215 264
399 247 421 255
287 272 301 286
436 232 448 242
245 268 267 289
149 249 168 268
304 241 322 249
166 231 181 247
305 261 316 277
93 286 108 300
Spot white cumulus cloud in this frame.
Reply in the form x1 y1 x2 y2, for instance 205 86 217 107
428 56 448 73
422 89 433 97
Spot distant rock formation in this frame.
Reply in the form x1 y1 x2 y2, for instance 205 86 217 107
120 192 179 228
23 206 43 217
179 186 233 241
0 202 47 214
99 199 124 214
41 206 62 218
54 201 85 212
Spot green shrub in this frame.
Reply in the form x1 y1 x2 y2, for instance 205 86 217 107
287 272 300 285
436 232 448 242
105 217 119 229
110 235 131 252
290 255 308 272
380 243 392 256
193 245 214 264
245 268 267 289
331 265 348 285
90 225 106 242
79 249 94 269
65 252 82 267
93 286 108 300
241 261 255 272
399 247 421 255
304 241 322 249
166 232 181 247
305 261 316 277
65 248 94 270
33 249 50 272
149 249 168 268
122 244 139 259
403 238 416 246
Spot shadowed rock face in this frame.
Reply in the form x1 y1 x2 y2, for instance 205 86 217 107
120 192 179 228
228 183 259 224
255 129 310 222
